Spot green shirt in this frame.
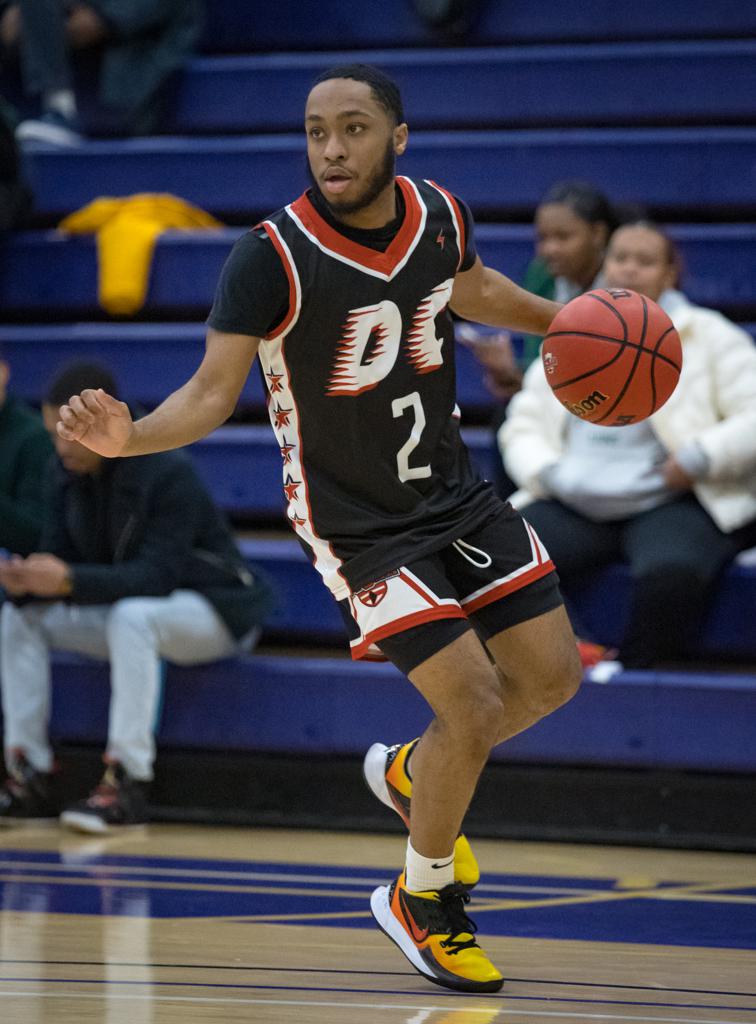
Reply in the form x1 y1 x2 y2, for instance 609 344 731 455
0 396 54 555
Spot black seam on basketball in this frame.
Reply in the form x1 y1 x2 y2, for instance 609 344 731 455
587 292 629 341
550 347 626 392
647 324 678 418
594 295 648 424
543 329 680 373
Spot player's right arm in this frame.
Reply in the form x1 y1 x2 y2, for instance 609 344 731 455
57 329 260 457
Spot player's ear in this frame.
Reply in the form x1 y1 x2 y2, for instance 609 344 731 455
393 123 408 156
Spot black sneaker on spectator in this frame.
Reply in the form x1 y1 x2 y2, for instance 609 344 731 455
0 752 62 826
60 762 149 834
16 111 82 147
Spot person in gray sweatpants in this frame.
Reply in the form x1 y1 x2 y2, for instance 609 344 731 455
0 360 273 833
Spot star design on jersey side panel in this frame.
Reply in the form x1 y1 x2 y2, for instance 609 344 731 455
283 475 301 503
279 437 296 465
288 510 306 527
266 369 284 394
273 403 293 429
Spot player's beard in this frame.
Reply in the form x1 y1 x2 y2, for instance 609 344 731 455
309 138 396 218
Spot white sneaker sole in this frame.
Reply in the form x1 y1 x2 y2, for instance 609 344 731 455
362 742 394 811
59 811 111 834
370 884 433 979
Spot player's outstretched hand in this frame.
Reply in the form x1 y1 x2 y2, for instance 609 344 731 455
56 388 134 457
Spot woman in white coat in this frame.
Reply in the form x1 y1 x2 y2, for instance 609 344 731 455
499 222 756 672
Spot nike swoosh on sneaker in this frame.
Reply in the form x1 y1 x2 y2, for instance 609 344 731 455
431 856 455 869
398 888 430 943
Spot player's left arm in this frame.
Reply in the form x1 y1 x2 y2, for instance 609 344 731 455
450 255 561 336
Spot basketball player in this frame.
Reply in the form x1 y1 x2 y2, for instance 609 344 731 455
56 64 582 993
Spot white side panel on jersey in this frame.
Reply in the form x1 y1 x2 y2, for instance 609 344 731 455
257 278 349 600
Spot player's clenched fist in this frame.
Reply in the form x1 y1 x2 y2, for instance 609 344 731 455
57 388 134 458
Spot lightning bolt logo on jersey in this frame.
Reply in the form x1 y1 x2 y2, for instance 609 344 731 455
256 177 499 601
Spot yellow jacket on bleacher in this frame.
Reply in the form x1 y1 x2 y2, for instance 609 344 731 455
59 194 223 316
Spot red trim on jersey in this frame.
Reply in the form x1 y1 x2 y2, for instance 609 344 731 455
289 177 423 276
350 605 467 661
461 560 555 615
261 222 298 339
428 180 466 271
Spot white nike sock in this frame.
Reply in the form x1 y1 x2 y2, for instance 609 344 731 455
405 837 454 892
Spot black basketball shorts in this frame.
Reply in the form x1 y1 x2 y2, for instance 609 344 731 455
338 503 563 675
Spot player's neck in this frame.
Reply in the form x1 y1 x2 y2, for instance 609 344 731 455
330 180 398 231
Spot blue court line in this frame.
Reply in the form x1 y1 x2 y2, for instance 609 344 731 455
1 977 755 1014
2 849 755 949
1 960 754 998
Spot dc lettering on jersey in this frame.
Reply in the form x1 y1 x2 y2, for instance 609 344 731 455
327 280 453 397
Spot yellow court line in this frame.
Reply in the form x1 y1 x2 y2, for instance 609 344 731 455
469 879 756 914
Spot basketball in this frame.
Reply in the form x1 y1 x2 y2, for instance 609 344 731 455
541 288 682 426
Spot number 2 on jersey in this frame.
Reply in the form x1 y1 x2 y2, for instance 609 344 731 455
392 391 431 482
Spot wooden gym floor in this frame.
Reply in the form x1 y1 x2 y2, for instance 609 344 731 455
0 824 755 1023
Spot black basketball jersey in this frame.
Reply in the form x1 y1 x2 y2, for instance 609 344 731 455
256 176 499 599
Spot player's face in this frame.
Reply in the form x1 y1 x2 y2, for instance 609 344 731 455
305 78 408 222
535 203 607 285
42 403 104 475
603 226 677 302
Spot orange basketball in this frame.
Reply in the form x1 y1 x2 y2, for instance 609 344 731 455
541 288 682 426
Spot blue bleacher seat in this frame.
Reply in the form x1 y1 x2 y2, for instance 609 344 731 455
44 650 756 773
200 0 756 52
171 42 756 134
21 128 756 220
3 226 755 316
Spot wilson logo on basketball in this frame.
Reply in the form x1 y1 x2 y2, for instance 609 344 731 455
357 581 388 606
567 389 609 417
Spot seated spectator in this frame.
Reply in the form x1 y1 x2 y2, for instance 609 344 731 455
459 181 619 498
499 222 756 677
0 0 203 144
0 344 53 557
0 94 31 227
465 180 617 387
0 361 274 832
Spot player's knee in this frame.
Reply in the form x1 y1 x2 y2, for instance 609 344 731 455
438 679 505 753
533 645 583 716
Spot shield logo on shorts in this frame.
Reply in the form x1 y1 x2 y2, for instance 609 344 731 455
357 581 388 606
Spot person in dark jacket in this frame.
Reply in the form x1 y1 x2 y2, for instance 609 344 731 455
0 346 53 556
0 361 273 832
0 0 203 143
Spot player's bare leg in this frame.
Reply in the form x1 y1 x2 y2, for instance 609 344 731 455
406 629 505 855
370 628 507 992
486 603 583 745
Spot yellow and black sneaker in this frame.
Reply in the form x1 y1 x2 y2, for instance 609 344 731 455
363 740 480 889
371 871 504 993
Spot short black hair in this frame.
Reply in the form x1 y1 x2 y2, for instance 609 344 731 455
311 63 405 125
44 361 119 407
539 180 617 230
